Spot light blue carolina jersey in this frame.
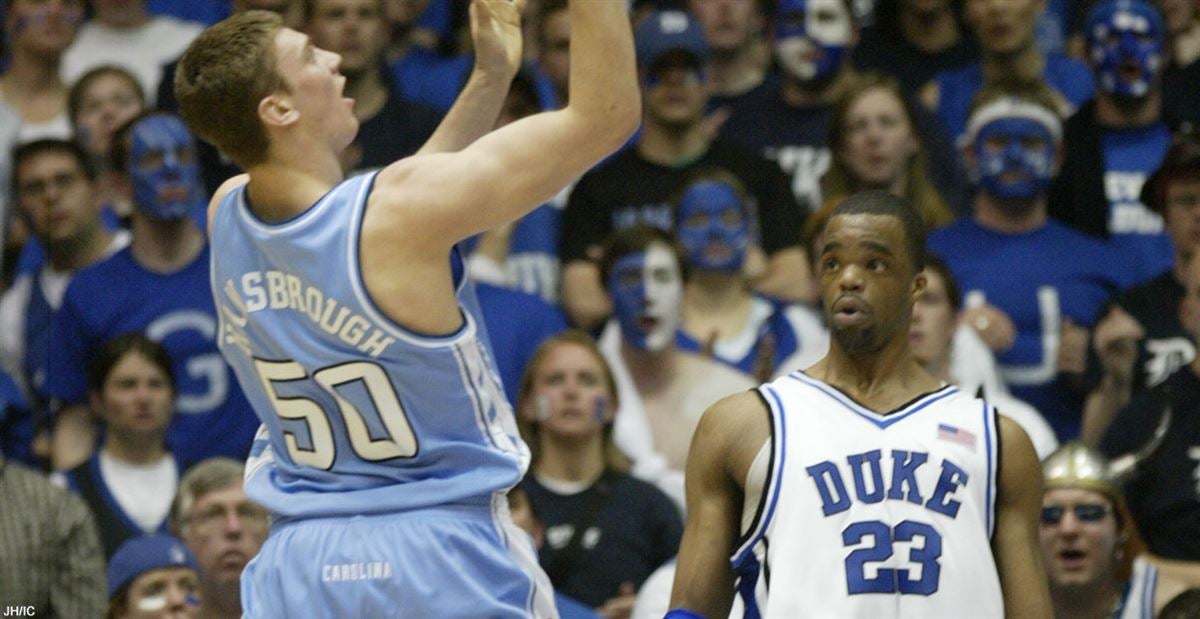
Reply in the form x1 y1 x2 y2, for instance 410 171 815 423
210 172 529 519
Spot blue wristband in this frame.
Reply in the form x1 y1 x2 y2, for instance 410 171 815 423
665 609 708 619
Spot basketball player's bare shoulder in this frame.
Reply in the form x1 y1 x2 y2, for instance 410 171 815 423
206 173 249 235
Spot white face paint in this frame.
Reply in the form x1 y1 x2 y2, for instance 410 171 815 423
774 0 853 82
641 245 684 352
611 244 684 353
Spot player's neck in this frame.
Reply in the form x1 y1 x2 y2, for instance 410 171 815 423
130 216 205 274
244 153 345 223
1051 580 1124 619
534 439 606 485
710 44 767 98
620 338 679 393
637 122 709 167
900 7 962 54
973 194 1047 233
1094 91 1161 129
102 435 167 466
813 342 934 407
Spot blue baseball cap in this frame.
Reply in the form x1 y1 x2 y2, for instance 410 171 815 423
107 535 200 598
635 10 710 69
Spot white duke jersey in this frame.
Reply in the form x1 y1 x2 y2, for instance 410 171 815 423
210 172 528 519
734 371 1004 618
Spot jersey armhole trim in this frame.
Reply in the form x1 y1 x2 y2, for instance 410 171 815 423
349 173 478 348
732 386 785 568
987 400 1000 542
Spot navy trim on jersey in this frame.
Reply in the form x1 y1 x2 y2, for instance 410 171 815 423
347 173 477 346
786 372 959 429
733 386 787 568
736 551 764 619
991 404 1002 544
983 400 995 538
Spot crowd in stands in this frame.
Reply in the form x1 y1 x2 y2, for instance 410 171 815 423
0 0 1199 616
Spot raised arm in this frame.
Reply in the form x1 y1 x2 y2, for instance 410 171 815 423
375 0 640 248
991 416 1054 618
670 391 770 617
415 0 525 155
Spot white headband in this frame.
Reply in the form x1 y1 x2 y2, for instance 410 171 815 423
961 97 1063 148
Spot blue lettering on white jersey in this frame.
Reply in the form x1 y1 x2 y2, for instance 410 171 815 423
210 172 529 519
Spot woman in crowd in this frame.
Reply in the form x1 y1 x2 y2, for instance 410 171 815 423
517 331 682 619
822 72 957 230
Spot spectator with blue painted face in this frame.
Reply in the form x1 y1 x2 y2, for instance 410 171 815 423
45 112 258 473
561 9 810 329
929 81 1137 441
597 225 755 508
1050 0 1174 286
673 168 829 382
919 0 1094 144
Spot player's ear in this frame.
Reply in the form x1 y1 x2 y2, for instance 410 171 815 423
911 268 927 301
258 93 299 129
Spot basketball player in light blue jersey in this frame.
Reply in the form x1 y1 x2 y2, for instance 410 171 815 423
173 0 640 617
669 191 1053 618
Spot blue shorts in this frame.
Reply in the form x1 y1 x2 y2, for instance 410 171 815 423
241 502 557 618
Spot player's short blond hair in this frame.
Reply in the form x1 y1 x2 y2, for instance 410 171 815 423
175 10 288 168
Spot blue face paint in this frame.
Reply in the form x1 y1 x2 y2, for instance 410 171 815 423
972 117 1057 201
676 181 749 272
608 246 683 352
1086 0 1164 98
774 0 852 83
128 115 206 222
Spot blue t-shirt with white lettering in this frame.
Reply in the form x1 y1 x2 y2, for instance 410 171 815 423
928 218 1135 439
45 244 257 469
1101 122 1173 283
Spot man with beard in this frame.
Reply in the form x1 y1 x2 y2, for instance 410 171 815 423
169 458 269 619
1049 0 1174 286
928 82 1137 441
668 191 1051 618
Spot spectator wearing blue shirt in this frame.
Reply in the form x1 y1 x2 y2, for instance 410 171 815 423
46 112 258 472
1048 0 1174 285
928 81 1136 440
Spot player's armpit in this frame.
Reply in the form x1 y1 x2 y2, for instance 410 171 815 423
670 391 770 617
992 416 1053 619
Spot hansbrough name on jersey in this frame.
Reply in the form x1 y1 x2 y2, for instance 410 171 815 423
734 371 1003 619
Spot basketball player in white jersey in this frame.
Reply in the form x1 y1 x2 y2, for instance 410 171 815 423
173 0 639 616
669 191 1053 618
